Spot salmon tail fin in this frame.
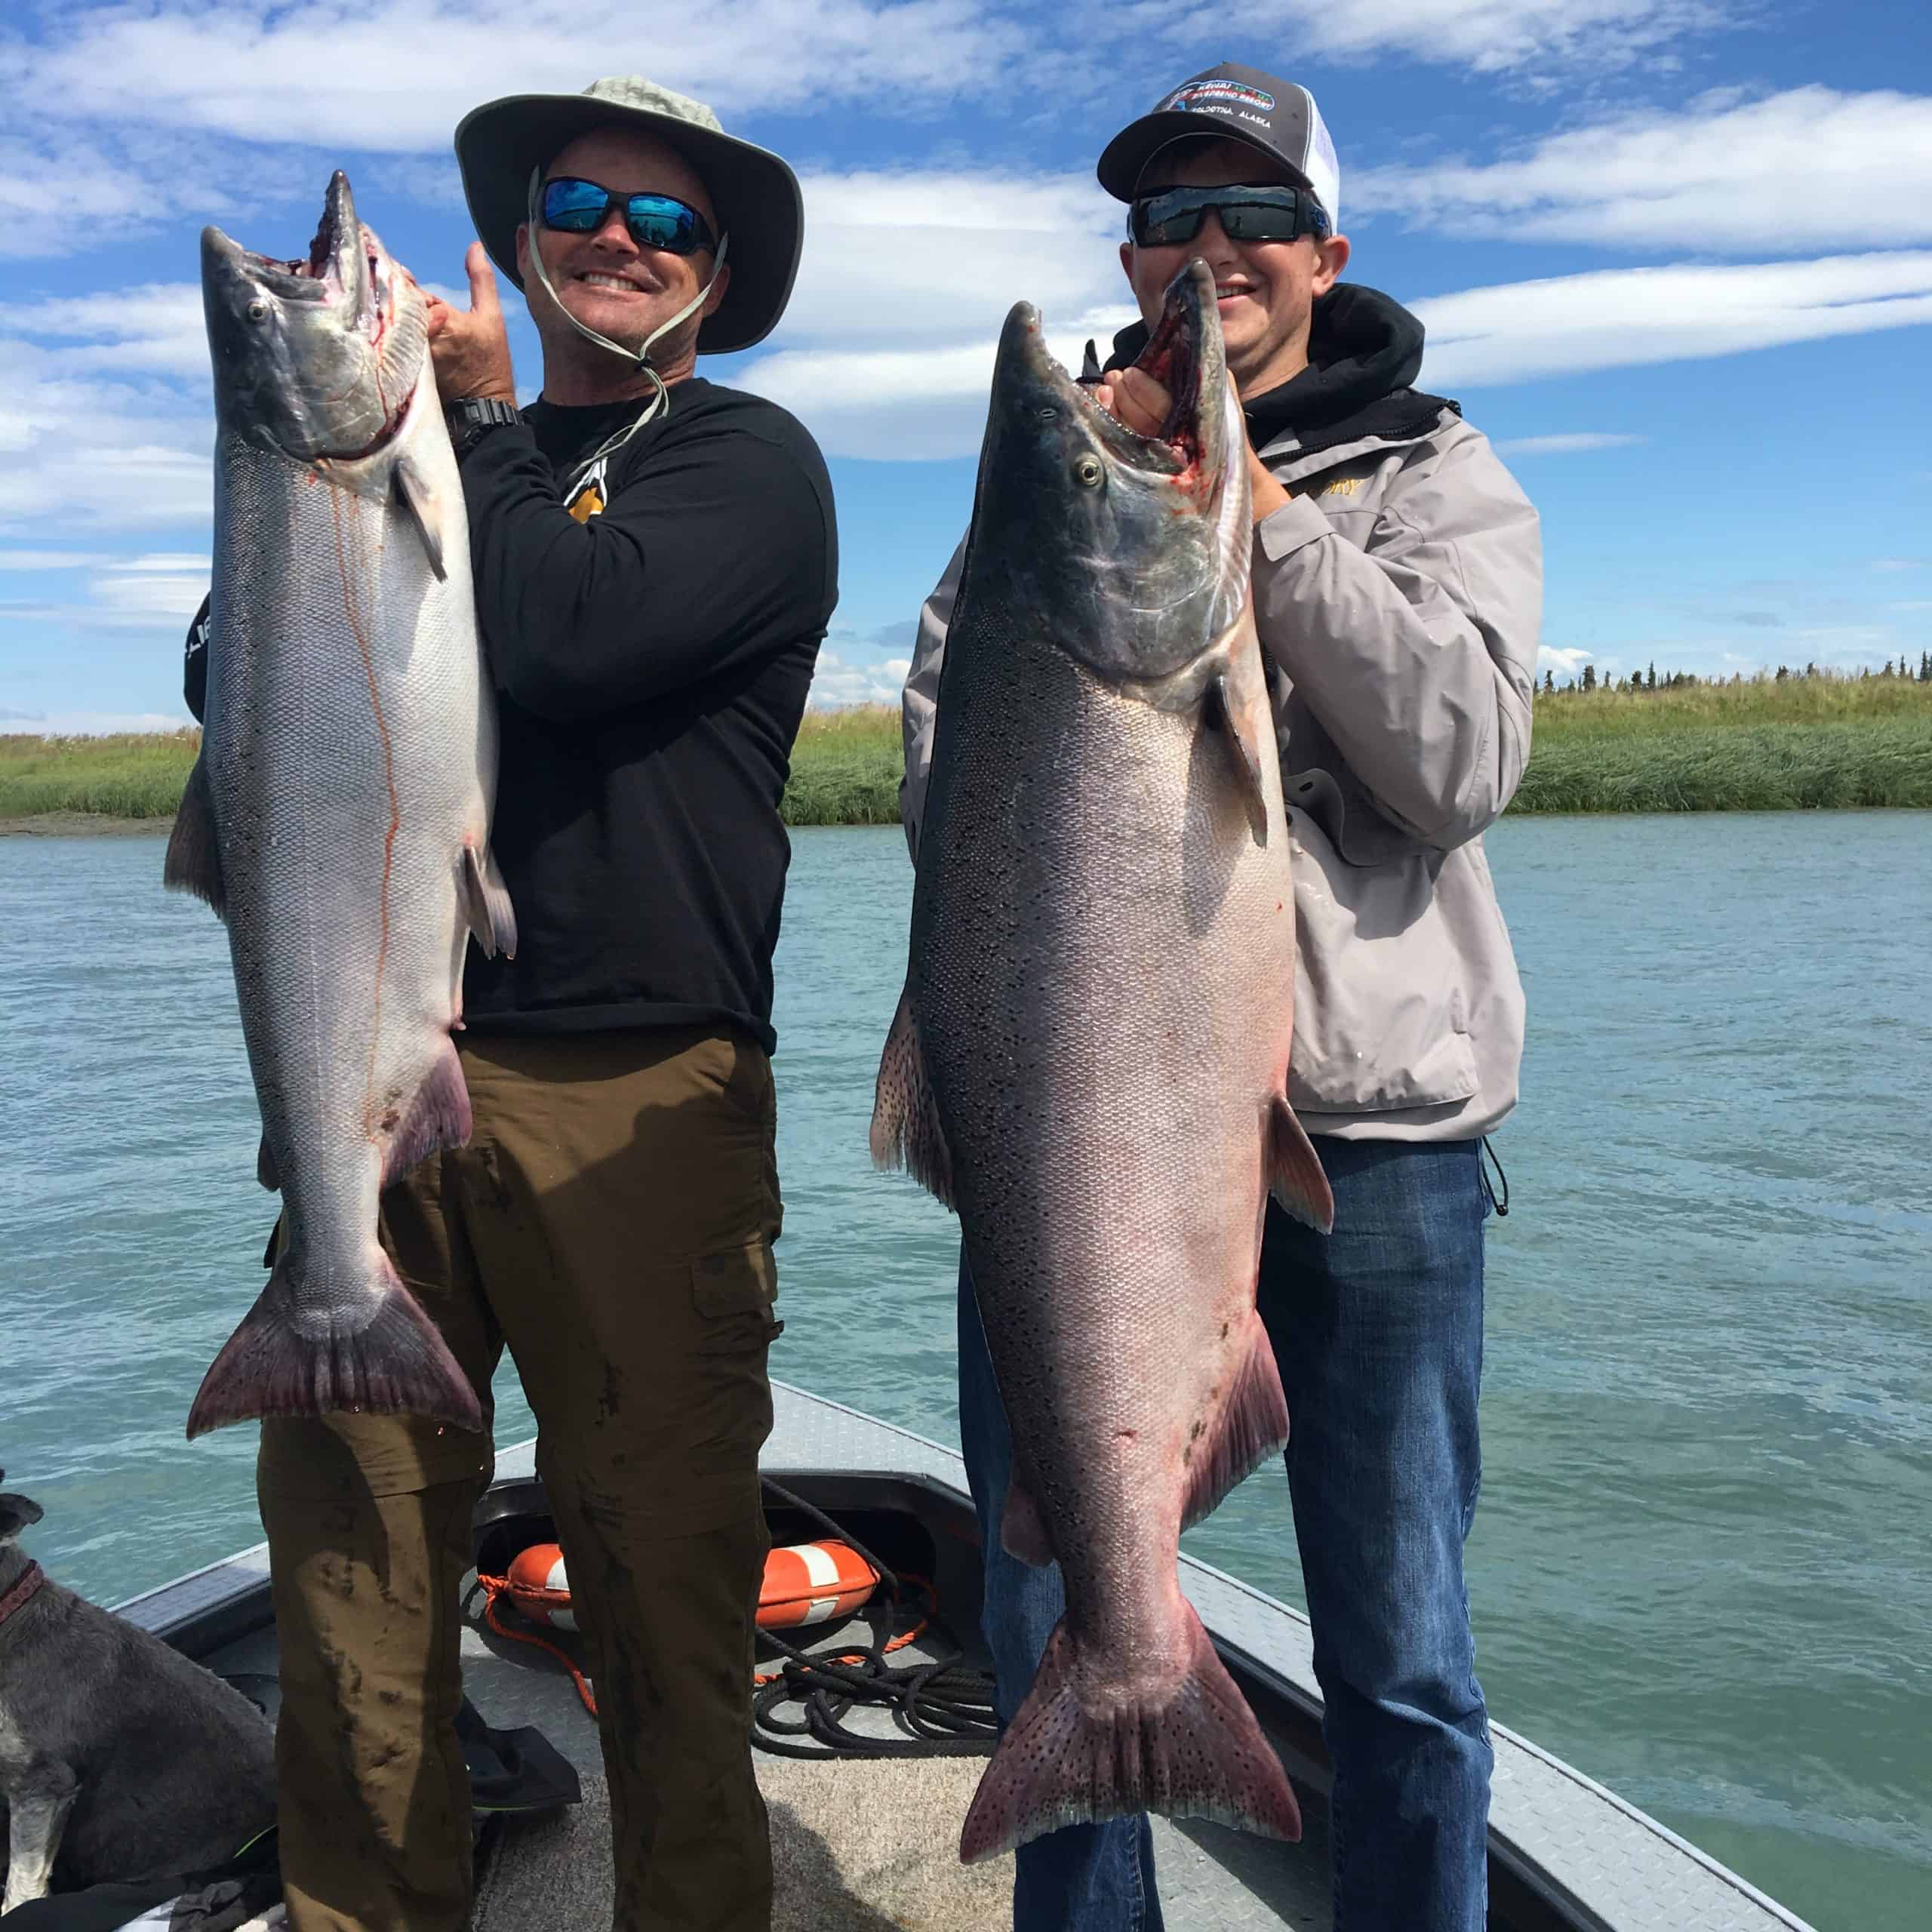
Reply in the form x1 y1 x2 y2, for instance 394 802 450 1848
163 752 225 918
1269 1098 1334 1233
870 984 955 1208
185 1251 482 1439
1181 1316 1289 1531
960 1610 1300 1863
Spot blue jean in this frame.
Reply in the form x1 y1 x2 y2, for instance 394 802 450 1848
956 1135 1493 1932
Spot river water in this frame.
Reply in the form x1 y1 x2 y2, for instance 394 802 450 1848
3 814 1927 1930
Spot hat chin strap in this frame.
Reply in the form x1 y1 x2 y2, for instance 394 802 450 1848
524 164 730 435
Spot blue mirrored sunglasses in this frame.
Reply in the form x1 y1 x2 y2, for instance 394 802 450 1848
540 177 720 256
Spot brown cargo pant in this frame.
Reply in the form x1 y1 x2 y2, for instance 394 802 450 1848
254 1027 782 1932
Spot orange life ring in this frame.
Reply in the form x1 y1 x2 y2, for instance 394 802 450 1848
502 1539 880 1635
505 1543 577 1631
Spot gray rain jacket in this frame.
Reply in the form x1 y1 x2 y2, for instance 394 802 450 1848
899 283 1542 1141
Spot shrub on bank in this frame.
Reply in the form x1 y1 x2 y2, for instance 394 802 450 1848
5 678 1929 823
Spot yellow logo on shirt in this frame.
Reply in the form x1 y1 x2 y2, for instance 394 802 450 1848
568 484 605 522
1322 477 1364 498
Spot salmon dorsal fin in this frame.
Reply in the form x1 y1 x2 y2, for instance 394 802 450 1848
1180 1316 1290 1532
1269 1098 1334 1234
162 752 226 919
392 445 450 580
870 986 955 1209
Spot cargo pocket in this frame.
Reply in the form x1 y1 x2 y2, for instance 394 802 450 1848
691 1238 783 1356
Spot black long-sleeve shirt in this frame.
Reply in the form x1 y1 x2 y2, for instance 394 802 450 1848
186 378 838 1053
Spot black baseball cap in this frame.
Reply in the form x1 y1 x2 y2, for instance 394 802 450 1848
1097 62 1341 232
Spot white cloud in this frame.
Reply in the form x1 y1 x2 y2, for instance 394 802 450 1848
1870 558 1926 572
0 709 194 735
0 549 112 570
0 285 209 378
1200 0 1727 78
0 3 1029 157
1491 432 1645 455
1414 253 1932 389
808 648 911 706
1537 645 1593 676
1351 88 1932 253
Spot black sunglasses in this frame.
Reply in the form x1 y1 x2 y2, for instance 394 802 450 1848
540 177 720 256
1129 183 1331 249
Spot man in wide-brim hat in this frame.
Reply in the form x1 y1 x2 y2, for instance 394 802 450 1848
233 75 837 1932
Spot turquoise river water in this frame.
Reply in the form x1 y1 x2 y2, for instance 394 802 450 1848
2 813 1927 1930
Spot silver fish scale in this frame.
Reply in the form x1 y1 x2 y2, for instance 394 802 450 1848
205 389 491 1323
913 594 1298 1675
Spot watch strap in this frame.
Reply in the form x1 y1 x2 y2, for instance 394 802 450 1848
446 396 522 454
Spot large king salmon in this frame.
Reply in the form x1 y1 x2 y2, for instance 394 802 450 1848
167 172 514 1440
872 260 1335 1861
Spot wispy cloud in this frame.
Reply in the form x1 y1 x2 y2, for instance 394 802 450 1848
808 647 915 707
1414 253 1932 389
0 549 112 570
1870 557 1927 572
1491 432 1645 455
0 285 208 377
0 708 192 735
1351 88 1932 253
0 2 1032 158
1186 0 1730 81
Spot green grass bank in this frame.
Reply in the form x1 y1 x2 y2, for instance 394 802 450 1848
5 673 1930 829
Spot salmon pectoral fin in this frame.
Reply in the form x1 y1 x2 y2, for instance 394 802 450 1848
1181 1317 1290 1531
869 984 955 1209
163 752 225 919
392 445 449 580
461 845 518 959
185 1252 482 1439
380 1046 474 1192
1206 672 1269 839
999 1480 1054 1567
1269 1097 1335 1234
960 1608 1301 1863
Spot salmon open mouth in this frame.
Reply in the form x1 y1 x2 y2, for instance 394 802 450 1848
1032 259 1226 493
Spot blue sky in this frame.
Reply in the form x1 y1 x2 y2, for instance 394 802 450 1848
2 0 1930 727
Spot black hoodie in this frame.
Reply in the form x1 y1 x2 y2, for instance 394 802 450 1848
1106 281 1457 460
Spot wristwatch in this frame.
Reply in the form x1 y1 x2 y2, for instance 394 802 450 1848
445 395 522 458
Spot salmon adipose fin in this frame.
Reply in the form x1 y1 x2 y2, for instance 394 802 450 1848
870 986 955 1208
1269 1098 1334 1233
163 754 226 918
959 1610 1301 1862
1181 1318 1290 1531
185 1252 481 1438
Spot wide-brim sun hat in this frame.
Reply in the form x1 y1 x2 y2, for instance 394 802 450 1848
454 75 803 355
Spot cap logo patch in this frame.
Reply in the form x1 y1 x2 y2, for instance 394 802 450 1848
1162 80 1275 115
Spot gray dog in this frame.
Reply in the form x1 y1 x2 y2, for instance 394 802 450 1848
0 1472 276 1911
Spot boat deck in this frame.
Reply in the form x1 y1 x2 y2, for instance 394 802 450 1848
118 1383 1817 1932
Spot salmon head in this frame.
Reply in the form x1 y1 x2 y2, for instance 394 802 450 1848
201 171 426 468
971 257 1251 700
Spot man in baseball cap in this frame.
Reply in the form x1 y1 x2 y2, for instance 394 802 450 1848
900 60 1541 1932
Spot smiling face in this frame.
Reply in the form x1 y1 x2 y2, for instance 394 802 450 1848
1120 136 1349 401
515 125 730 392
